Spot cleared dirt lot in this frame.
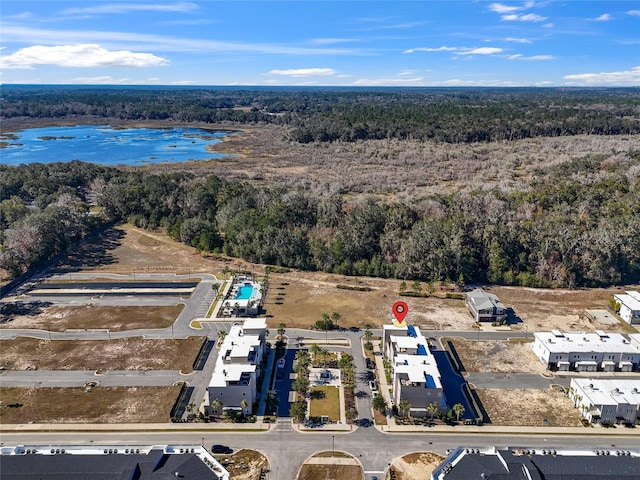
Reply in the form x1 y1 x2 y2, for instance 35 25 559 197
447 338 547 374
0 386 180 423
389 452 445 480
487 285 638 333
477 388 583 427
0 337 204 372
0 305 184 331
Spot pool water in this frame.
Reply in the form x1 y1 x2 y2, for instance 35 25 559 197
235 285 254 300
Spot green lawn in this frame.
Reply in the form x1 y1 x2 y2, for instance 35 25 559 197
309 386 340 422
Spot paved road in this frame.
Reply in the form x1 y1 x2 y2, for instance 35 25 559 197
2 429 639 480
0 370 188 387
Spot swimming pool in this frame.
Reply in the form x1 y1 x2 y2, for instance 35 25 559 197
234 285 254 300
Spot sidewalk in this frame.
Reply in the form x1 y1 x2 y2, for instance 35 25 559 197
372 344 396 427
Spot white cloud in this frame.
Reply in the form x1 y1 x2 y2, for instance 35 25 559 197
502 13 547 22
628 10 640 16
592 13 611 22
1 25 368 56
0 44 168 69
267 68 336 77
563 66 640 86
61 2 197 15
459 47 503 55
351 77 424 86
489 3 521 13
508 54 555 60
404 46 457 53
72 75 130 84
504 37 532 43
398 70 417 76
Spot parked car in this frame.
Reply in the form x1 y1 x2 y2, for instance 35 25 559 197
368 380 377 391
349 327 360 332
365 358 374 369
357 418 372 427
211 444 233 454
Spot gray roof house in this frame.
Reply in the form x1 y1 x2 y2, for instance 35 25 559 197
432 446 640 480
465 289 507 323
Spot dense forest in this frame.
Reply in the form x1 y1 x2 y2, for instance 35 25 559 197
1 87 639 287
2 86 639 143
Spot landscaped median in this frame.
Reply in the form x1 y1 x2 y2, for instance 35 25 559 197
296 451 363 480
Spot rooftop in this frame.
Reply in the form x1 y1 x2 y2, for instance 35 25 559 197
615 291 640 311
571 378 640 406
0 445 228 480
533 331 640 355
433 446 640 480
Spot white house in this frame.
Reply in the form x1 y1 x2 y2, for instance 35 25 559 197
204 318 267 416
570 378 640 425
465 288 507 323
614 291 640 325
383 324 445 417
532 330 640 372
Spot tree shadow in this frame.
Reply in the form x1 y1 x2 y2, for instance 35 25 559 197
51 225 125 274
1 300 53 323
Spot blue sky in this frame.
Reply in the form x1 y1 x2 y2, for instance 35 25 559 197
1 1 639 86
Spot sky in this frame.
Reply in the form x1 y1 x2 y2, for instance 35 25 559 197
1 0 639 87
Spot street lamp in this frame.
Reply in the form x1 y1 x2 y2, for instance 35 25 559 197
332 435 335 457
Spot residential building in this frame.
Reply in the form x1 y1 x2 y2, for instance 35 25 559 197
0 444 229 480
532 330 640 372
465 288 507 323
383 324 445 417
614 291 640 325
630 333 640 350
204 318 267 416
432 446 640 480
570 378 640 426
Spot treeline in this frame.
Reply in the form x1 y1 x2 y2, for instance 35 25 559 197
2 86 639 143
1 157 638 287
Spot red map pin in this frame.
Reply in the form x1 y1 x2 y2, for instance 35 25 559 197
392 301 408 326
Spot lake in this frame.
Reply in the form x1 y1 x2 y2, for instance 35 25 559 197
0 125 233 166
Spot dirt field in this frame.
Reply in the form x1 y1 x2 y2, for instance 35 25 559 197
0 386 180 423
477 388 583 427
447 338 546 374
0 337 204 372
487 285 638 333
389 452 445 480
0 305 184 331
219 449 269 480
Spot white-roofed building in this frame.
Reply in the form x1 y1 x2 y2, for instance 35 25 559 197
383 324 445 417
570 378 640 425
204 319 266 416
532 331 640 372
614 291 640 325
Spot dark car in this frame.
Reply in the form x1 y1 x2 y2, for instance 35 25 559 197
357 418 372 427
211 444 233 454
349 327 360 332
365 358 374 369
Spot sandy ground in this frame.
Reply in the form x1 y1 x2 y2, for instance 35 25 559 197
389 452 445 480
477 388 583 427
446 338 547 374
219 449 269 480
0 337 203 372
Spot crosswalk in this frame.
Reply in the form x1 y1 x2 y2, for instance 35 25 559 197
275 417 294 431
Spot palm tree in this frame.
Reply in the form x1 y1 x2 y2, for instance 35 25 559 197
452 403 465 422
277 323 286 340
310 344 321 366
289 400 307 423
399 399 411 418
266 390 279 413
240 398 249 416
211 398 223 420
330 311 342 330
319 347 329 367
372 395 388 415
426 402 439 422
